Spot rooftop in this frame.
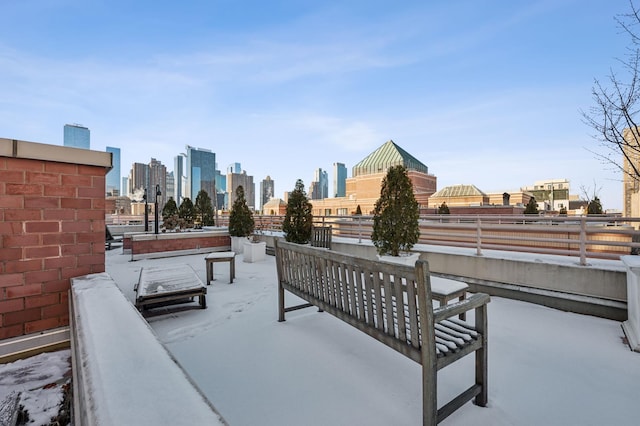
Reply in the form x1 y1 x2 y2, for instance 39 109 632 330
2 246 637 425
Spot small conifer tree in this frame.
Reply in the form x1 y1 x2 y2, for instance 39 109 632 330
228 185 255 237
437 202 450 214
162 197 178 219
371 165 420 256
587 197 603 215
283 179 313 244
178 197 196 226
524 197 539 215
195 189 215 226
355 205 362 215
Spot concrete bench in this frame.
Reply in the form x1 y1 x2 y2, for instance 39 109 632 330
275 239 490 425
69 273 226 425
135 264 207 310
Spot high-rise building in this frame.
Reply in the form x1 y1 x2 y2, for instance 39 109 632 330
166 172 175 205
122 177 130 198
260 176 275 212
63 124 90 149
310 168 328 200
333 162 347 198
185 145 216 207
149 158 167 207
106 147 121 196
129 162 149 200
227 170 255 210
228 163 241 174
623 127 640 218
174 154 186 205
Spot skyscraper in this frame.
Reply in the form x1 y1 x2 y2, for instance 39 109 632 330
311 168 328 200
149 158 167 207
63 124 90 149
185 145 216 206
260 176 275 211
106 146 121 196
333 162 347 198
174 154 186 205
129 162 149 200
227 170 255 210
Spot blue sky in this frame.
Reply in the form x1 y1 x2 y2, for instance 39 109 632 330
0 0 632 210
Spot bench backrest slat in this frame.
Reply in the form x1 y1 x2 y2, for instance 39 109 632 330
276 240 428 361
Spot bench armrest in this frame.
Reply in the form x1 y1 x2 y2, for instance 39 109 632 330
433 292 490 323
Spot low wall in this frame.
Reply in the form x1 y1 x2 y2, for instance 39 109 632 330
129 230 231 260
258 234 627 321
69 273 227 425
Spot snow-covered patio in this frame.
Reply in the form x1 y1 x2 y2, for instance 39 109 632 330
101 248 638 426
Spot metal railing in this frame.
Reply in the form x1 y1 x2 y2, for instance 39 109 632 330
217 214 640 265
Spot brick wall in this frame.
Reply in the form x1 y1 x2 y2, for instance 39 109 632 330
1 139 110 340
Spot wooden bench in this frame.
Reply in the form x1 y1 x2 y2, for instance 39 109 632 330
105 226 123 250
311 225 332 249
135 264 207 310
205 251 236 284
274 239 490 425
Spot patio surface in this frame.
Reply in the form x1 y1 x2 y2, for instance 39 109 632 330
102 248 638 426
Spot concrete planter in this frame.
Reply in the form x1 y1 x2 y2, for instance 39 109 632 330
621 255 640 352
377 252 421 266
244 241 266 263
231 236 249 254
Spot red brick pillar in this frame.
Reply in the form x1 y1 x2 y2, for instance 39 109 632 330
1 139 111 340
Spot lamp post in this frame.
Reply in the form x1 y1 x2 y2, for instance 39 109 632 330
155 184 161 234
144 188 149 232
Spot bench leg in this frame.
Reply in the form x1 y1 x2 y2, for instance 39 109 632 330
206 261 213 285
200 294 207 309
229 259 235 284
475 304 488 406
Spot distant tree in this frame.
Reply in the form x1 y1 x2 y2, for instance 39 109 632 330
588 197 604 214
178 197 196 226
355 205 362 215
228 185 255 237
283 179 313 244
524 197 539 215
195 189 215 226
371 165 419 257
437 202 450 214
162 197 178 219
559 205 568 216
582 1 640 183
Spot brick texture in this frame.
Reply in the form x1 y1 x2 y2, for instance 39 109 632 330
0 155 108 339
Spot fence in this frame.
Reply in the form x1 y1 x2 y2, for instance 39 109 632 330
218 214 640 265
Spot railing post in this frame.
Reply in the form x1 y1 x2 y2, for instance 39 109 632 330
476 218 482 256
579 217 587 266
358 216 362 243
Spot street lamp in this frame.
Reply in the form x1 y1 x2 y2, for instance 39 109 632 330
144 188 149 232
155 185 161 234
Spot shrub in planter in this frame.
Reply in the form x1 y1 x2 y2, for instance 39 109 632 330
371 165 419 257
229 185 255 237
283 179 313 244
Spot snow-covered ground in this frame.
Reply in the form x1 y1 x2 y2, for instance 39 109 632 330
2 247 638 425
0 349 70 425
107 249 637 426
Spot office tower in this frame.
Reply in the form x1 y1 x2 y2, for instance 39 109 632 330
129 162 149 200
149 158 167 207
122 177 130 197
260 176 275 212
227 170 255 210
311 168 328 200
174 154 186 205
166 172 175 204
228 163 241 174
333 162 347 198
185 145 216 207
106 147 121 196
63 124 90 149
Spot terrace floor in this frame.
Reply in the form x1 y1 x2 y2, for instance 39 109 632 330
105 248 638 426
2 246 637 425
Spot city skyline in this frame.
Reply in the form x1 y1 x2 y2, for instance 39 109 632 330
0 1 633 210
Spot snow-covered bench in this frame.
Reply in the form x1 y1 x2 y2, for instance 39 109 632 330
274 239 490 425
135 264 207 310
69 273 226 425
